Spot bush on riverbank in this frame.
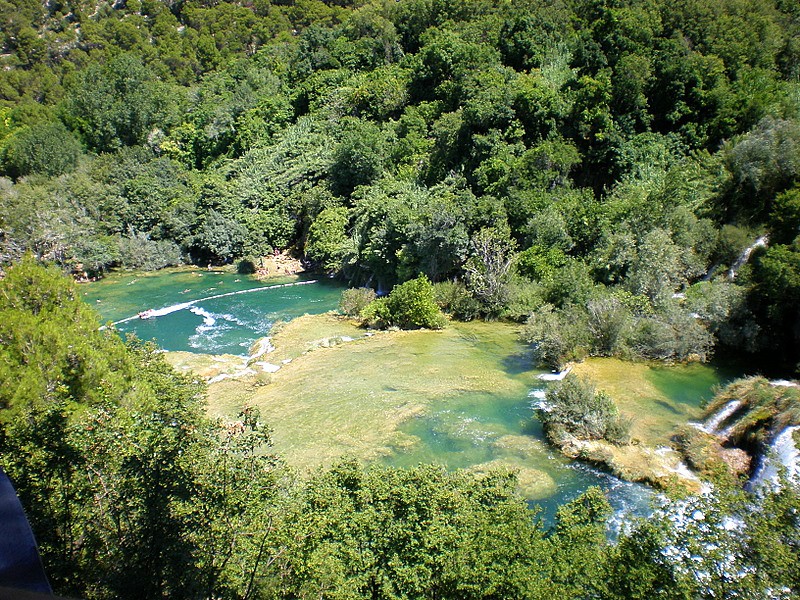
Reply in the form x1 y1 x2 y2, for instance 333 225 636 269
357 276 446 330
522 290 716 370
339 287 376 317
538 374 631 446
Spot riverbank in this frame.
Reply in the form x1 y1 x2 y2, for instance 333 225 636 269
538 358 730 493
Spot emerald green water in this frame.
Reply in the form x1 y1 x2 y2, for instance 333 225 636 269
83 270 729 528
82 269 344 355
647 363 727 408
374 327 654 525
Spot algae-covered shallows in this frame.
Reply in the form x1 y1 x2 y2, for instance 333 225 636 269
86 271 728 522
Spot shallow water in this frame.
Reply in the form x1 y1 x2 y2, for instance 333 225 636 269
376 324 654 526
647 363 724 408
83 270 728 528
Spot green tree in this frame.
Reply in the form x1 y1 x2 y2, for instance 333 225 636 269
192 209 247 263
463 224 517 316
269 460 551 599
547 486 613 598
306 205 351 271
0 257 286 599
63 54 179 153
2 121 82 178
329 117 386 198
365 274 445 330
522 304 591 370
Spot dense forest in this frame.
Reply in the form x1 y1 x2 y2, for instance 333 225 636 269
0 0 798 372
1 0 800 597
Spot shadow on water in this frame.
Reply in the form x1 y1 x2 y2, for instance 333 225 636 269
501 348 537 375
521 416 544 437
654 399 682 415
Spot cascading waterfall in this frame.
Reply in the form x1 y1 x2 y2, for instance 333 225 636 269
696 400 742 435
750 426 800 489
727 235 768 281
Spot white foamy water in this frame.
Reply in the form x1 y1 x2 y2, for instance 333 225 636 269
248 337 275 362
189 306 216 332
568 462 656 538
528 389 550 411
149 301 194 317
537 367 572 381
696 400 742 434
770 380 799 388
111 280 319 326
750 426 800 489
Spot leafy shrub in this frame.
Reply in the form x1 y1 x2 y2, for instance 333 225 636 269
539 374 630 445
586 296 633 356
522 304 590 370
384 275 446 329
339 287 377 317
118 234 182 270
624 309 714 362
433 280 482 321
501 280 545 322
361 275 446 329
360 296 391 328
237 258 256 274
305 206 350 271
2 121 82 178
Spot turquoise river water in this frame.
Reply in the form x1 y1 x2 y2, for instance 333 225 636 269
82 269 729 529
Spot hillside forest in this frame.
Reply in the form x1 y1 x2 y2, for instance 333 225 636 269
1 0 800 598
0 0 799 372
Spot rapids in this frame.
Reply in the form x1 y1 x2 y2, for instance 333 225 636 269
83 269 731 529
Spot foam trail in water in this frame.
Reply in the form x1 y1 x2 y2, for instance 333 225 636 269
189 306 216 332
111 280 319 326
150 301 194 318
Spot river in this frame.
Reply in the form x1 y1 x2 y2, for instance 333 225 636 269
83 268 728 530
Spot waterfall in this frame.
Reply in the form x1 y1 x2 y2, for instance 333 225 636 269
537 366 572 381
750 426 800 489
696 400 742 435
727 235 768 281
